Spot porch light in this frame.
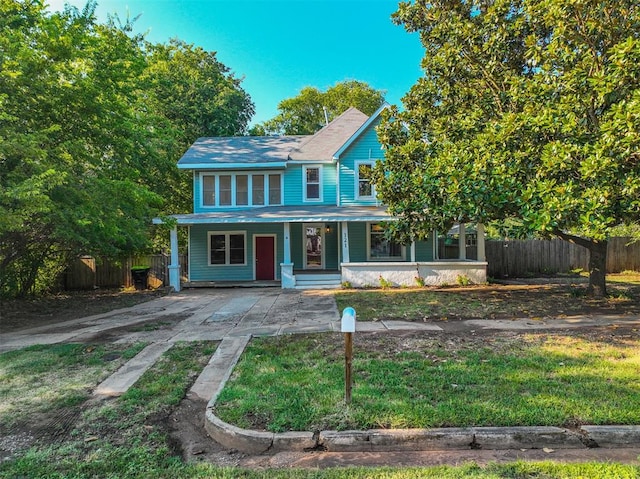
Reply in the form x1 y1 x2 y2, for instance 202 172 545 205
325 225 331 234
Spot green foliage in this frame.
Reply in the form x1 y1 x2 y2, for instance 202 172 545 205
375 0 640 297
257 80 385 135
0 1 254 297
456 274 471 286
378 275 393 289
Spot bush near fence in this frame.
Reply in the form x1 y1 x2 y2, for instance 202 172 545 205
64 254 188 290
486 237 640 279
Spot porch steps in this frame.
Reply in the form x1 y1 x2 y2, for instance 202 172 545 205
295 273 342 290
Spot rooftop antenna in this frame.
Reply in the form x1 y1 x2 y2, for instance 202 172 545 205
322 106 329 126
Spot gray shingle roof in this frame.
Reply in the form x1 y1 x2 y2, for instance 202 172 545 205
177 136 308 168
176 107 370 168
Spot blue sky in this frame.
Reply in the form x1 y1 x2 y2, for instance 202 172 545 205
47 0 425 125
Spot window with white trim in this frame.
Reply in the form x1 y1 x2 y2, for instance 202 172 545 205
304 166 322 201
252 174 264 205
203 176 216 206
268 174 281 204
219 175 232 206
208 231 246 266
356 162 375 199
201 173 282 207
368 223 404 260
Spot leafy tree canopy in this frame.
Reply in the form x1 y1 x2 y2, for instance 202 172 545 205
253 80 385 135
375 0 640 297
0 0 253 296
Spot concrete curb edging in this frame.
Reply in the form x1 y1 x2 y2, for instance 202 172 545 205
204 411 640 453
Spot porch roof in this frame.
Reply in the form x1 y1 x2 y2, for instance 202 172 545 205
154 205 392 225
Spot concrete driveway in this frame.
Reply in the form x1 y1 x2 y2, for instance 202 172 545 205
1 288 342 353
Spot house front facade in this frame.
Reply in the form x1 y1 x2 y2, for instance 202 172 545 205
157 106 487 291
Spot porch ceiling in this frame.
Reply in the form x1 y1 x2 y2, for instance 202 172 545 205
154 205 392 225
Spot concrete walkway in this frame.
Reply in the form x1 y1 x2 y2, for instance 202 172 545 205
3 288 640 457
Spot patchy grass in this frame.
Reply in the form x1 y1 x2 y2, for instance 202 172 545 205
334 282 640 322
0 341 217 477
2 341 638 477
215 331 640 432
0 342 146 429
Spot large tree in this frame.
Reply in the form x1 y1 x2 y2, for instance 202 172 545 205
0 1 254 297
375 0 640 297
254 80 385 135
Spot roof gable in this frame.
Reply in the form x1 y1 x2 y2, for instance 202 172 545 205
288 107 369 161
333 103 389 160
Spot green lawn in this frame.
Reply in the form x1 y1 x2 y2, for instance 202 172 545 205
1 341 639 478
215 332 640 432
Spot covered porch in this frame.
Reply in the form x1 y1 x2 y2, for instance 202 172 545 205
154 207 487 291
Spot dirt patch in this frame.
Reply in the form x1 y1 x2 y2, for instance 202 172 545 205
336 282 640 322
1 289 168 333
169 394 249 466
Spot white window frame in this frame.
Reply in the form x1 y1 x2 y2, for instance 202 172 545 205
207 231 247 266
200 172 283 208
303 165 323 202
267 173 283 206
366 223 405 261
355 161 375 200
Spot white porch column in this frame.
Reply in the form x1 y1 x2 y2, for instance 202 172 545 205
281 222 295 288
283 222 291 264
168 226 181 292
341 221 350 263
410 240 416 262
433 230 439 260
458 223 466 260
476 223 486 262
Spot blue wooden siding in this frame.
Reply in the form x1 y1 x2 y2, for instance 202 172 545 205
283 164 337 206
347 222 368 262
415 236 435 261
324 223 339 269
189 224 285 281
338 119 384 206
290 223 303 269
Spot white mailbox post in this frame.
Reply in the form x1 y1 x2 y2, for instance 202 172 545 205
341 307 356 404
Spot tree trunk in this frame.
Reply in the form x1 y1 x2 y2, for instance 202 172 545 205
553 230 607 298
586 239 607 298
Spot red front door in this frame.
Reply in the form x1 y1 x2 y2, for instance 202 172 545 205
255 236 275 280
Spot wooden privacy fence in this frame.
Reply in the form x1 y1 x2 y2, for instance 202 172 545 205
486 237 640 278
64 254 188 290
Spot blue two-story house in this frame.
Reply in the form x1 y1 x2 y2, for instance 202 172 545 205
157 105 487 291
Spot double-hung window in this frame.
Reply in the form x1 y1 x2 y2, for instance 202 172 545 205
304 166 322 202
356 162 375 199
269 174 281 204
202 176 216 206
368 223 404 260
201 173 282 207
209 232 246 266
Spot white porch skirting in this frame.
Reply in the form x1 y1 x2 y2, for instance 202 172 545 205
341 261 488 288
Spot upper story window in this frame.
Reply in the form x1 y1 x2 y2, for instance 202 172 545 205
356 162 375 199
304 166 322 202
201 173 282 208
368 223 404 261
269 174 281 204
